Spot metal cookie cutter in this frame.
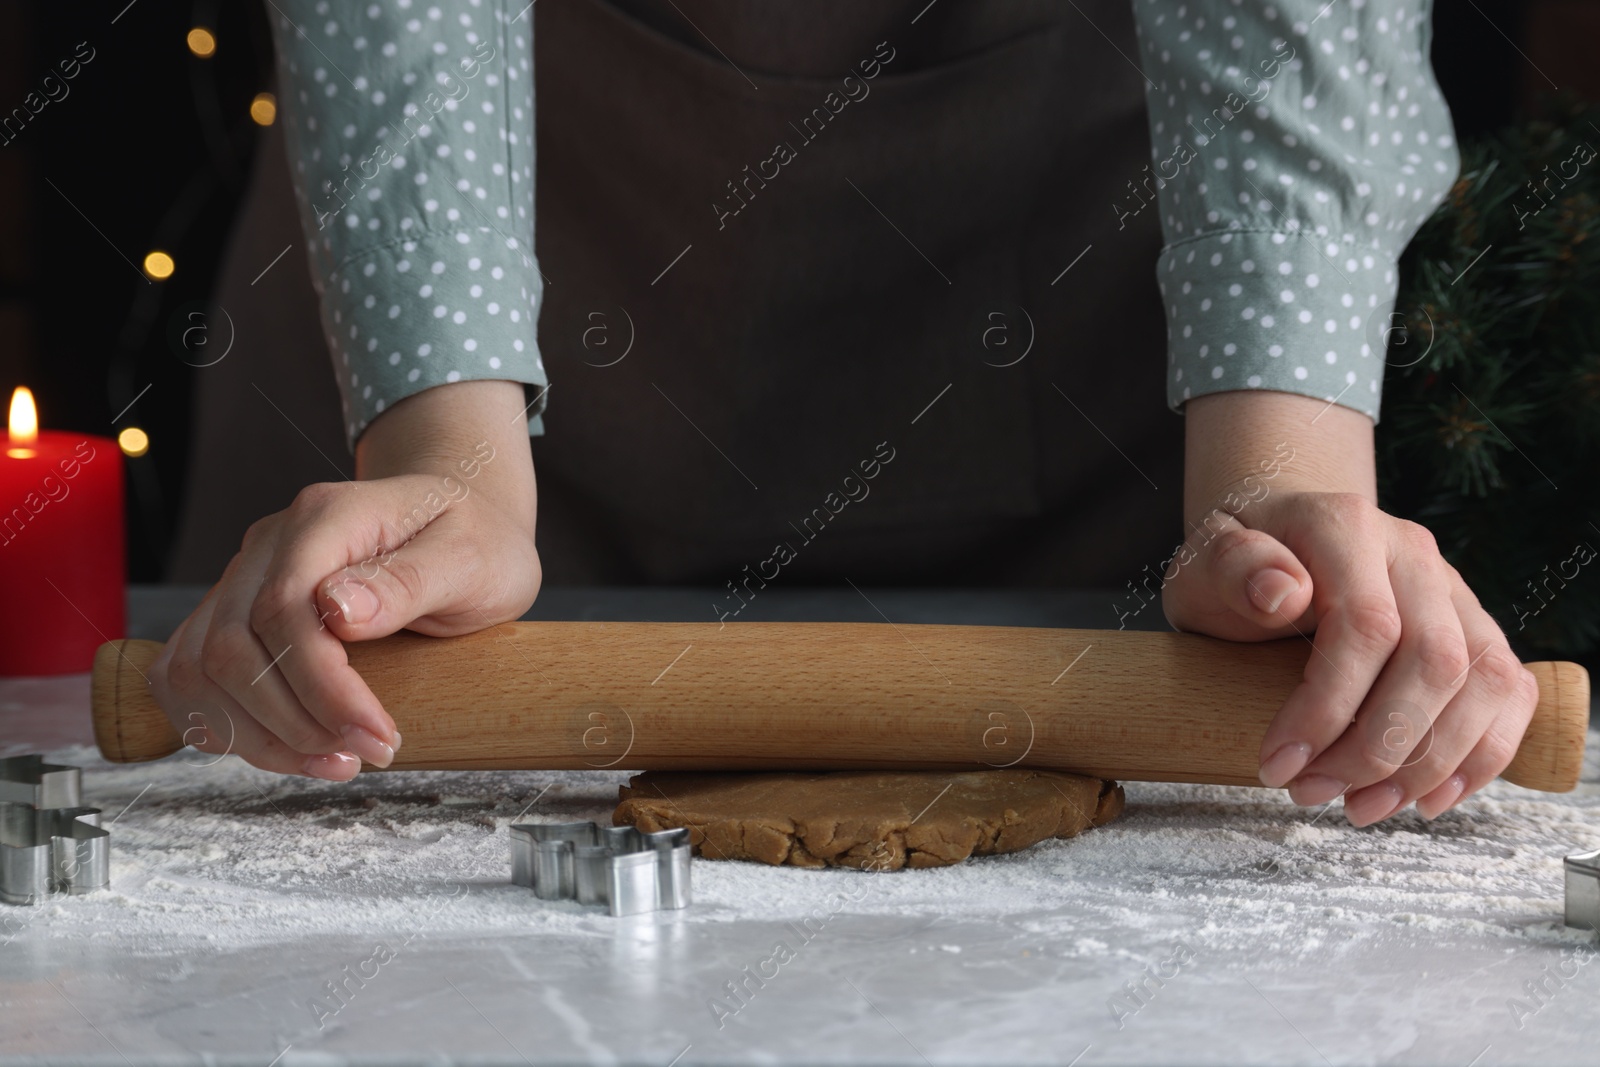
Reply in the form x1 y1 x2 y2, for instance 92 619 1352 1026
509 821 691 917
1564 847 1600 933
0 755 110 905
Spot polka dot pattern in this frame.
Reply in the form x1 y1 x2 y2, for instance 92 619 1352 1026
266 0 547 450
1132 0 1459 421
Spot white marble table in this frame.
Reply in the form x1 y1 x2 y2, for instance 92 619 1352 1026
1 588 1595 1066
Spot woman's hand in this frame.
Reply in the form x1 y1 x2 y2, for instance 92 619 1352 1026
1164 391 1540 826
151 380 541 779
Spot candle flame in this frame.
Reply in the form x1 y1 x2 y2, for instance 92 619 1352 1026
7 387 38 445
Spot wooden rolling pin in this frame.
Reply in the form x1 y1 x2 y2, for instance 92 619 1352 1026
90 624 1590 792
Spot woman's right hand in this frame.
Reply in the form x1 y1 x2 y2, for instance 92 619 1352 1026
150 380 541 779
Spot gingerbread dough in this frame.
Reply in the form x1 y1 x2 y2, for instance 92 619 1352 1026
613 769 1124 870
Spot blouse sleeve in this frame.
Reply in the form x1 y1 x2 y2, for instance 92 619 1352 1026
266 0 547 451
1129 0 1460 421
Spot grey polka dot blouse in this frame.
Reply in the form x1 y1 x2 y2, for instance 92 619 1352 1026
267 0 1458 450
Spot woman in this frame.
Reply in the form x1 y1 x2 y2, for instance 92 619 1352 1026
152 0 1537 829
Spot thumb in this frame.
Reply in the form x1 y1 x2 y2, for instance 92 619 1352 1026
316 492 470 642
1166 516 1313 639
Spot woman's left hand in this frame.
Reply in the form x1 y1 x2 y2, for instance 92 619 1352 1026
1165 392 1541 826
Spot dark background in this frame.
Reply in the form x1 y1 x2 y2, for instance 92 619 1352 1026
1 0 1596 582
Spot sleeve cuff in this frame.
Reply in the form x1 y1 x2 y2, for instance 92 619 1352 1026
320 229 548 450
1157 230 1399 422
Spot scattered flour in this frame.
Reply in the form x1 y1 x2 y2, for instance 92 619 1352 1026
8 733 1598 963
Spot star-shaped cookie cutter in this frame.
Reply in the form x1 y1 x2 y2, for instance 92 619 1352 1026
1 755 110 905
509 821 691 916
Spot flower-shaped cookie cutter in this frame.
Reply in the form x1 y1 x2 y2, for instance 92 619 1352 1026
1 755 110 905
509 821 690 916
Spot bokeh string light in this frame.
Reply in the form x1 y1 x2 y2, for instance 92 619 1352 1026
118 427 151 458
100 3 277 574
142 251 175 281
249 92 276 126
185 27 216 58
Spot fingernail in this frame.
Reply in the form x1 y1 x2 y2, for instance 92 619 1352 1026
325 578 380 624
302 751 361 781
1344 781 1405 827
1417 773 1468 821
341 725 395 768
1260 742 1312 788
1287 773 1347 807
1247 568 1300 614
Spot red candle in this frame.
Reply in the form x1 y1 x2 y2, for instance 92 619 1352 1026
0 387 125 676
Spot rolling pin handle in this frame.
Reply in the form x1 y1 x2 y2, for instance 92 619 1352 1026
91 639 181 763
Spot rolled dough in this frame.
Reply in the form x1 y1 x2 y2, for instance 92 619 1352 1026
613 769 1124 870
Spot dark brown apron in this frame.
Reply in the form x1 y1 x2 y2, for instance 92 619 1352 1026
529 0 1182 588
